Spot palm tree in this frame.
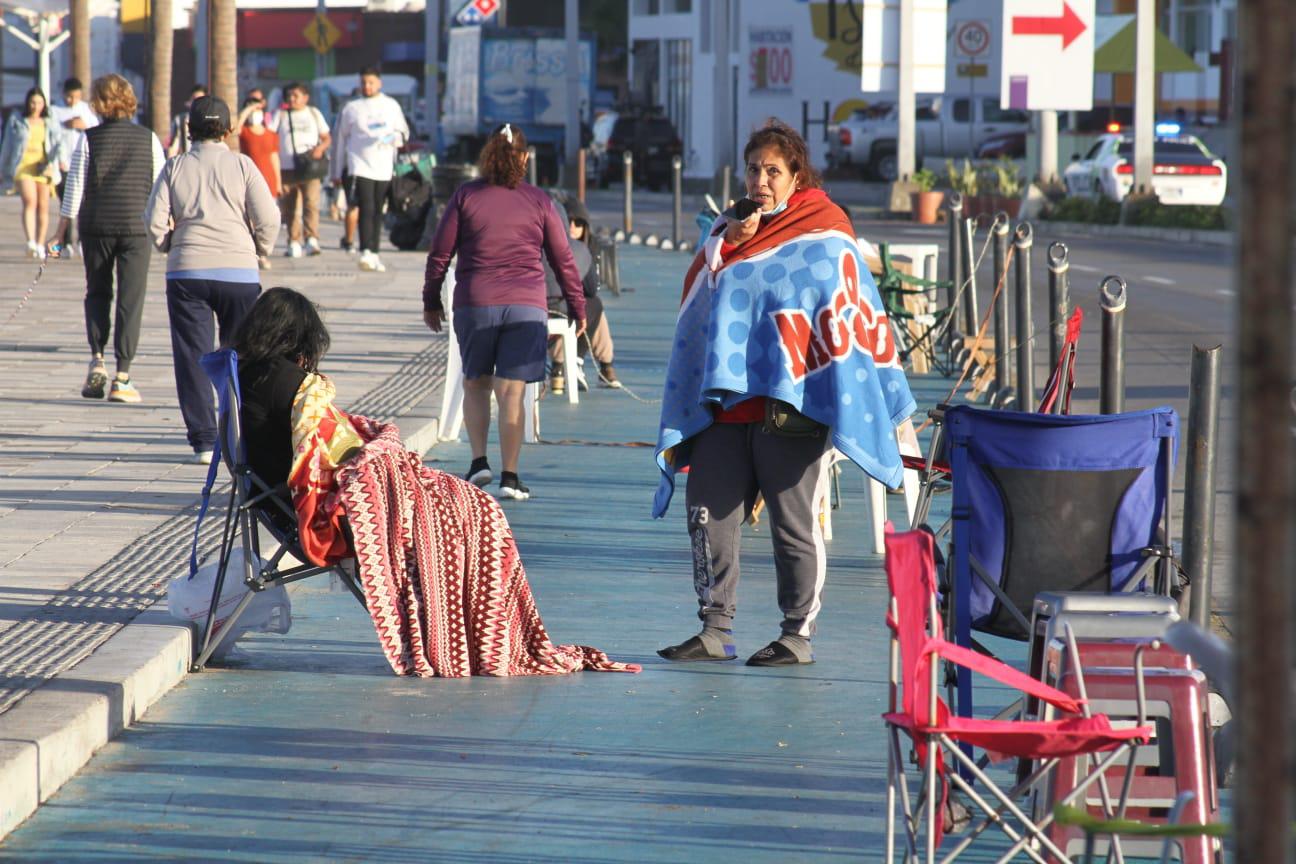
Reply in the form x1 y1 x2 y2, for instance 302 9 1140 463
209 0 236 145
70 0 90 86
149 0 173 141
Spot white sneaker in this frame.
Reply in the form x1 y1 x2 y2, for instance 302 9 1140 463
193 449 214 465
358 251 376 271
26 241 40 259
287 241 304 258
305 237 321 256
370 254 386 273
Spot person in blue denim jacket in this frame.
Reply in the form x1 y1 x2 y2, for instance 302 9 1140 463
0 88 64 258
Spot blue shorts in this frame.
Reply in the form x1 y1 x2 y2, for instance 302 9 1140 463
453 304 549 382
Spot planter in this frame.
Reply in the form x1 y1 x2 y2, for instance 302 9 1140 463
911 190 945 224
961 194 1021 220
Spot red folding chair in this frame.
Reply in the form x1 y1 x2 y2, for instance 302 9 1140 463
883 525 1152 863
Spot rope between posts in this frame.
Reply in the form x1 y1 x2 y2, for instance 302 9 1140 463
915 242 1016 435
0 259 48 334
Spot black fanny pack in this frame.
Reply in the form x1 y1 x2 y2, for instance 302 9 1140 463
763 399 825 438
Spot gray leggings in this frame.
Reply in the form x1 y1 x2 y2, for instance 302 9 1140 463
683 421 833 637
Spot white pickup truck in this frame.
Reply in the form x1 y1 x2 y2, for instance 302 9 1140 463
830 96 1031 180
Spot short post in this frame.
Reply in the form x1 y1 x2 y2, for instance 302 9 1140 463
946 192 964 352
992 214 1012 406
960 217 979 338
527 146 538 186
1099 276 1127 414
1013 222 1035 409
1047 242 1070 372
622 150 634 236
1182 344 1222 627
577 147 586 202
721 163 732 206
671 155 683 248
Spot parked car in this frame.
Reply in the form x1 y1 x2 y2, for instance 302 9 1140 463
831 96 1030 181
975 131 1026 160
598 113 683 189
1063 128 1227 206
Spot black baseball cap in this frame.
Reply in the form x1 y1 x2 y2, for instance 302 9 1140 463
188 94 231 139
565 198 591 225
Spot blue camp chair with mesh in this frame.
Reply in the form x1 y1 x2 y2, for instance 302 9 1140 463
943 404 1180 718
187 348 366 672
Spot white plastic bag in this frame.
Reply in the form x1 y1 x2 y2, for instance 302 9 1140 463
167 548 292 661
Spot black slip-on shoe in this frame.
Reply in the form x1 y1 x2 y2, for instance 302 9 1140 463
745 640 813 667
657 635 737 662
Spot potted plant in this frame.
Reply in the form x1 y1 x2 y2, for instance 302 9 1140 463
911 168 944 224
945 158 982 217
990 157 1024 218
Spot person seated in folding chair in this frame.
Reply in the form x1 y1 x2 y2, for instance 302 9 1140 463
545 197 621 393
227 287 639 678
653 120 916 667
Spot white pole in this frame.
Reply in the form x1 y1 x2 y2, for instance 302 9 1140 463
712 0 731 180
896 0 915 181
36 15 49 98
1038 108 1058 183
564 0 579 172
1133 0 1155 193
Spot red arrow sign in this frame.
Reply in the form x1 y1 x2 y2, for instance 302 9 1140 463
1012 1 1086 50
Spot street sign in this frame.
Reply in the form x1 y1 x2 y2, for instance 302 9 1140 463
1000 0 1095 110
455 0 499 26
858 0 947 93
955 20 991 59
956 63 988 79
303 12 341 55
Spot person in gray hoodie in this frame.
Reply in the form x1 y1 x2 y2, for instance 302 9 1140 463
146 95 280 463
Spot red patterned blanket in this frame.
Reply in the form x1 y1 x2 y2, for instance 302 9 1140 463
335 415 640 678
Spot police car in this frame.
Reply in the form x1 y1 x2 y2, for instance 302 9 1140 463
1063 123 1227 206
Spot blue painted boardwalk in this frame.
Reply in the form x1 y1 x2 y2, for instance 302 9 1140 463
0 247 1123 862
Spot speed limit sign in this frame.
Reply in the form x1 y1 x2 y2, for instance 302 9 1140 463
955 20 991 58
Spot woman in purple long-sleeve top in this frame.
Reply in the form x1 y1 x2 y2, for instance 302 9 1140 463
423 123 586 501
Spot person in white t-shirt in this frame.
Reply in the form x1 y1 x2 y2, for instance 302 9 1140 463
49 77 98 255
271 82 331 258
332 66 408 273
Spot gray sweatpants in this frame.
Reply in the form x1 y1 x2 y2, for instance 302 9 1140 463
684 421 833 637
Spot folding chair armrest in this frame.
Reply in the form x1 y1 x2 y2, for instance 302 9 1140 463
927 637 1084 715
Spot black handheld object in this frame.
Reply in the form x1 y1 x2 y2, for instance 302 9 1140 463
733 198 760 221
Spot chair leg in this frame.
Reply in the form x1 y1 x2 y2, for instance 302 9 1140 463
926 736 939 864
887 728 898 864
890 730 921 862
191 585 258 671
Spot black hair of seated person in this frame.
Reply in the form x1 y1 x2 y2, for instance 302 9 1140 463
231 287 331 373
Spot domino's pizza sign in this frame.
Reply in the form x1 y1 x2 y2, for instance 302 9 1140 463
456 0 499 26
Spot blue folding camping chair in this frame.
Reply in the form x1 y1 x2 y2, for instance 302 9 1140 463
187 348 366 671
943 404 1180 719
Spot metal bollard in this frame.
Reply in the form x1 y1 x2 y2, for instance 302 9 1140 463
1013 222 1035 409
991 214 1012 407
577 147 586 202
622 151 634 236
1098 276 1127 414
721 164 732 208
960 217 979 342
1182 344 1222 627
527 146 538 186
1047 242 1070 373
946 192 964 354
671 155 683 248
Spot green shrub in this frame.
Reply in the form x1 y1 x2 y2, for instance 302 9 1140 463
945 158 980 197
1045 196 1120 224
1123 198 1230 230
